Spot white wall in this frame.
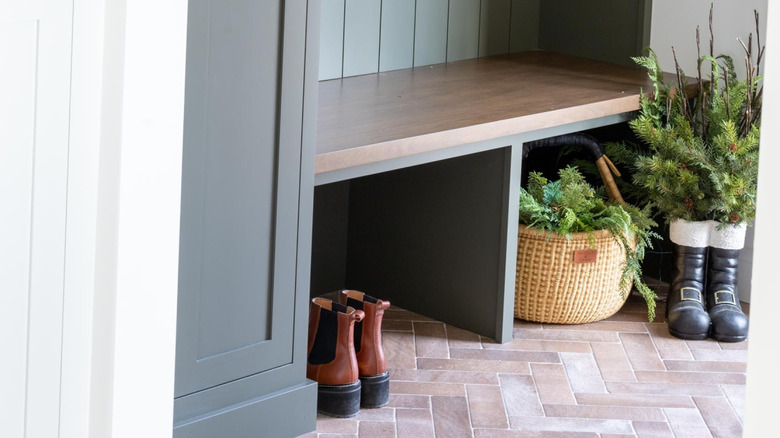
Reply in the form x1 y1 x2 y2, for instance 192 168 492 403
651 0 768 79
744 1 780 434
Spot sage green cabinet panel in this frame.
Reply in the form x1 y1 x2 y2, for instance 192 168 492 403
319 0 345 80
480 0 511 56
343 0 380 77
447 0 481 62
174 0 318 436
414 0 449 67
510 0 540 52
539 0 650 66
379 0 415 72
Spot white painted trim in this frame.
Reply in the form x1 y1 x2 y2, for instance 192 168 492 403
59 0 107 436
744 2 780 436
104 0 188 436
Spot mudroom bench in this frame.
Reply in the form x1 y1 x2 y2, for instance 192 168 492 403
311 50 654 343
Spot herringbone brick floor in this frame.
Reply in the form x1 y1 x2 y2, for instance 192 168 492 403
299 293 749 438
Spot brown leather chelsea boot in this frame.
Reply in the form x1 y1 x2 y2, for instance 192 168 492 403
338 290 391 408
307 297 364 417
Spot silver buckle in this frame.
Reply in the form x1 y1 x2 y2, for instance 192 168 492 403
714 290 737 305
679 287 702 302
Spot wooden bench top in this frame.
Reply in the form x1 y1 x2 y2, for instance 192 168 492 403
316 50 654 175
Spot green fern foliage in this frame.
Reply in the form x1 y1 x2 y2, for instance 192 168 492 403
518 166 660 321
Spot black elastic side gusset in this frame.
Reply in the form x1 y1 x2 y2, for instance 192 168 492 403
346 297 364 310
363 294 378 304
308 309 339 365
331 301 348 313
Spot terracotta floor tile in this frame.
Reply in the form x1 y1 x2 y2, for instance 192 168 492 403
303 301 750 438
431 396 473 438
508 417 634 435
542 404 665 421
560 353 607 394
540 321 648 333
499 374 544 417
694 396 744 437
645 323 694 360
720 384 746 422
475 430 597 438
357 421 395 438
383 320 413 332
414 322 450 358
390 381 465 397
631 420 674 438
447 325 484 349
390 368 498 385
591 343 636 382
383 330 417 370
513 319 543 330
530 363 576 405
663 359 747 373
619 333 665 371
719 340 749 350
417 357 530 374
351 407 395 421
605 381 723 397
635 370 746 384
315 416 358 434
685 338 722 350
663 407 712 438
451 348 560 363
396 408 435 438
386 394 430 409
690 348 749 362
482 339 592 354
574 393 695 408
514 328 619 343
384 307 436 322
466 384 509 428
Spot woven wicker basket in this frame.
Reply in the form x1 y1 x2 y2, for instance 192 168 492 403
514 226 633 324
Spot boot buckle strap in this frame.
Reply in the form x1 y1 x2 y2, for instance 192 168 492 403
679 287 702 303
713 290 737 305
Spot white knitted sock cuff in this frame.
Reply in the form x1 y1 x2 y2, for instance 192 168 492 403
709 222 747 250
668 219 713 248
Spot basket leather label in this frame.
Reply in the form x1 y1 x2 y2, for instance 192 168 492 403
573 249 598 264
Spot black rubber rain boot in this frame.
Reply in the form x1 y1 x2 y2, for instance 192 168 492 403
666 243 711 340
706 248 749 342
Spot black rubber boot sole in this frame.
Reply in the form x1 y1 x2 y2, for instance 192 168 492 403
668 327 709 341
360 371 390 408
317 380 361 418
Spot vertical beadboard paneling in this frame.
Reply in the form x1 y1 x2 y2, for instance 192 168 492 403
319 0 345 80
447 0 480 62
342 0 381 77
480 0 511 56
379 0 416 72
509 0 540 52
0 19 37 438
414 0 449 67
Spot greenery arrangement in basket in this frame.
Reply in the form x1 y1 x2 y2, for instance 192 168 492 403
518 166 661 321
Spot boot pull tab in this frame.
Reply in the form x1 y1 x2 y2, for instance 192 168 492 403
376 299 391 311
348 308 365 322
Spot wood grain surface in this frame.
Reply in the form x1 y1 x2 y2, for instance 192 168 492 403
316 50 656 174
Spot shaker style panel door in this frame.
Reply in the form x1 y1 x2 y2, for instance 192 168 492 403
174 0 306 398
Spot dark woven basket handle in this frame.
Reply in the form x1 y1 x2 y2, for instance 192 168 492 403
523 133 626 206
